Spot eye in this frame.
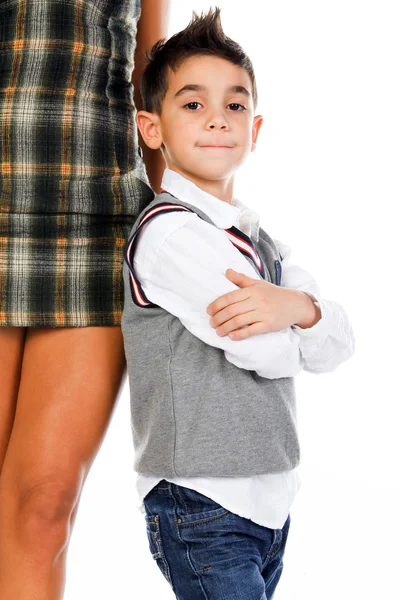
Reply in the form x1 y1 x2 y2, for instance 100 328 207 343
184 102 202 110
228 103 246 111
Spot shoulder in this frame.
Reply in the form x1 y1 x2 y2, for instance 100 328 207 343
134 208 225 278
134 204 252 278
136 209 198 251
131 210 195 280
136 196 226 250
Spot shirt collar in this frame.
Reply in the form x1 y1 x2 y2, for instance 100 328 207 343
161 168 260 241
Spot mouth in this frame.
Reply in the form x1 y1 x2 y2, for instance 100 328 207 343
197 145 234 149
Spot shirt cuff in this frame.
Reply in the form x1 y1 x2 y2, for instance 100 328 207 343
291 292 330 338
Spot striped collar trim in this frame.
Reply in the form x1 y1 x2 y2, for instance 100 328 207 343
225 225 265 277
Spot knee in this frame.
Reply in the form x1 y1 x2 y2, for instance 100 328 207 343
15 477 81 551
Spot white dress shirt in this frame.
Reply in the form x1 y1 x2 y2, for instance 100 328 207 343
133 168 355 529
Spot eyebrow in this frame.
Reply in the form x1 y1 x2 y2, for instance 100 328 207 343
174 84 250 98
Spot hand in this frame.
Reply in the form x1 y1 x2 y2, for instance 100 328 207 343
206 268 320 340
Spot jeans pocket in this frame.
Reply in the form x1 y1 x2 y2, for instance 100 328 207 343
144 513 174 587
173 484 229 525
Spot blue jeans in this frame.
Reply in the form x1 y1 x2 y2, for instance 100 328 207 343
143 479 291 600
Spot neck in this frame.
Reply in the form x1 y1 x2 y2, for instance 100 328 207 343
168 167 235 204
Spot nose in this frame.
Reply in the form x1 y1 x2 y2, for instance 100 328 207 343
208 123 227 130
205 112 229 130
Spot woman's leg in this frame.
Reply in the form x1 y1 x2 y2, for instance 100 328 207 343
0 327 27 471
0 325 126 600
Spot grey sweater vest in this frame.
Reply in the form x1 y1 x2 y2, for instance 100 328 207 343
121 192 299 477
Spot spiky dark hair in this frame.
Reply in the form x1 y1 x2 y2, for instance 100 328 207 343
140 7 258 114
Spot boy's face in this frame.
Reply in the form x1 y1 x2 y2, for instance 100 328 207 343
137 55 262 191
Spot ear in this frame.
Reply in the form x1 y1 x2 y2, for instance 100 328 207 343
251 114 263 152
136 110 163 150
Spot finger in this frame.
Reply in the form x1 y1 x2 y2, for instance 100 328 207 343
225 268 259 287
215 310 258 337
210 299 255 329
228 321 266 340
207 287 251 316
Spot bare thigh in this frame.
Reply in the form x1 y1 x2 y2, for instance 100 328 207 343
0 325 127 535
0 327 27 472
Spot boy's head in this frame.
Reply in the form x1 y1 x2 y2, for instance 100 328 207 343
137 8 263 196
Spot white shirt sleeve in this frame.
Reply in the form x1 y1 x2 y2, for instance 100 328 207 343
132 212 354 379
274 238 355 373
133 212 304 380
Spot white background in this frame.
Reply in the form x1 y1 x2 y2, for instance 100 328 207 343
65 1 400 598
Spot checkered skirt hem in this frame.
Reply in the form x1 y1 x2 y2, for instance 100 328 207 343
0 212 135 327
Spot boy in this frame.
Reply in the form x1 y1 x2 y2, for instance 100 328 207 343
121 8 355 599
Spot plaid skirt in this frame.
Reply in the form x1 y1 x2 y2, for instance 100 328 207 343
0 0 152 327
0 211 141 328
